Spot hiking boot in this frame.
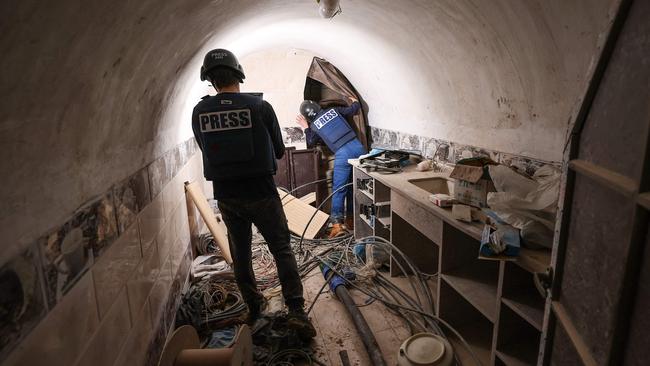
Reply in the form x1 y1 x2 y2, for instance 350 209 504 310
286 308 317 339
328 223 348 239
245 297 267 325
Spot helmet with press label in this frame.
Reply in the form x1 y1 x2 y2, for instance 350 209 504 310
200 49 245 82
300 100 321 121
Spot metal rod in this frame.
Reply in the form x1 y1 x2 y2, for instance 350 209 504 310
339 350 352 366
334 285 388 366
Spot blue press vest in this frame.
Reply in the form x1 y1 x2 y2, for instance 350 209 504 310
192 94 276 181
310 108 356 152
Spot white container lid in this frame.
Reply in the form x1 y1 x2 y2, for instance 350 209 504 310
398 333 453 366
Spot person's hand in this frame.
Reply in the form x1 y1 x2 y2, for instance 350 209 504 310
349 96 358 103
295 114 309 129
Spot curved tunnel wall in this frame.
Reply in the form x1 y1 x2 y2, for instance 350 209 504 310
0 0 622 364
1 0 616 281
0 0 616 286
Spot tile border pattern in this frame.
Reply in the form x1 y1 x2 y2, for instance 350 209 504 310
370 126 561 176
1 138 199 364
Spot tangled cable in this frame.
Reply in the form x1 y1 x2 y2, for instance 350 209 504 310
177 278 247 331
197 232 221 255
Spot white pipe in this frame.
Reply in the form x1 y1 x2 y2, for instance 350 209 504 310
318 0 340 18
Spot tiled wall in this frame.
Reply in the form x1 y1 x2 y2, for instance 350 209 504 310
370 127 561 176
1 139 205 366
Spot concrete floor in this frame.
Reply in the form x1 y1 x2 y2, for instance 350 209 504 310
300 269 436 366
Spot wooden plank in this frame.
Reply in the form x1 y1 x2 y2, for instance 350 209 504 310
442 269 498 322
502 298 543 332
516 248 551 274
496 347 537 366
551 301 598 366
569 159 637 196
184 181 232 264
637 192 650 210
278 188 329 239
299 192 316 205
446 317 494 366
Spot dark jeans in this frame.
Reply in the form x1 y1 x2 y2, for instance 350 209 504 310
217 194 304 310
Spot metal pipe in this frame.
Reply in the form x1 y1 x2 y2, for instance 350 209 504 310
334 285 387 366
321 264 387 366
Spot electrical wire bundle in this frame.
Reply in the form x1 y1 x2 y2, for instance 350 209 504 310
187 175 480 365
303 235 482 366
277 176 481 365
197 232 220 255
249 230 354 292
177 278 247 331
265 348 328 366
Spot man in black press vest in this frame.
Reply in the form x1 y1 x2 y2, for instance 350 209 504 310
191 49 316 338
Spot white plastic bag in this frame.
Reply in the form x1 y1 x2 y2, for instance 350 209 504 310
487 165 561 249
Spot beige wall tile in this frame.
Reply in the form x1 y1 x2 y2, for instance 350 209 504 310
93 223 142 318
190 154 203 181
113 299 153 366
155 218 176 267
170 236 190 277
138 193 165 253
177 159 192 185
3 272 99 366
75 289 132 366
173 199 191 246
127 240 160 318
162 173 184 221
149 256 172 328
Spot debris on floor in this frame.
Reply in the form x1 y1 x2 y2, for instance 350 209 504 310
169 226 464 365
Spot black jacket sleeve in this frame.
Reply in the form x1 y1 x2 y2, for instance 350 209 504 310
262 101 286 159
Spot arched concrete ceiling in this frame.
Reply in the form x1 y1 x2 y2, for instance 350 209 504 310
0 0 617 258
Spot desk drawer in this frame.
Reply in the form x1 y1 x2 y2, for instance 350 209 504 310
391 191 443 243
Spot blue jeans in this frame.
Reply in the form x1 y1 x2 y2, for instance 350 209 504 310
331 139 366 222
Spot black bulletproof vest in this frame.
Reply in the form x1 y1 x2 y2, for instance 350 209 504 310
192 93 276 181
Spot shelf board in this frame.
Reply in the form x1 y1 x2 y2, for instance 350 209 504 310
441 267 498 322
377 216 391 228
359 189 374 200
516 248 551 274
359 214 374 229
502 295 544 331
496 337 540 366
447 318 493 366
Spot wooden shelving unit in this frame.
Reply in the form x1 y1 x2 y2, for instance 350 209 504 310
351 165 552 366
353 168 391 241
441 266 498 322
439 280 494 366
502 296 543 332
359 188 373 200
501 262 545 332
495 302 542 366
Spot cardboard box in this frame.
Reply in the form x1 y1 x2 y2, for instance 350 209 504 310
429 193 454 208
449 158 497 208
